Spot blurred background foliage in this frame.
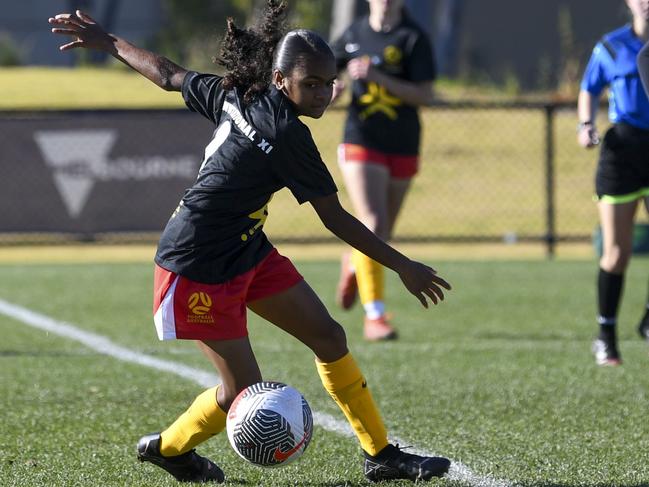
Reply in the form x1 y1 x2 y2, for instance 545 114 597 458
152 0 333 72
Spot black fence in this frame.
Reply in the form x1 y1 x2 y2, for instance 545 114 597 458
0 102 619 256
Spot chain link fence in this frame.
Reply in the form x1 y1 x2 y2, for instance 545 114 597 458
0 103 629 255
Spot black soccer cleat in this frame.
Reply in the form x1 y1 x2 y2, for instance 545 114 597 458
637 312 649 342
364 444 450 482
137 433 225 483
592 338 622 366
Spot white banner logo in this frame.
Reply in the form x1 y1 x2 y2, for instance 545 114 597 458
34 130 197 218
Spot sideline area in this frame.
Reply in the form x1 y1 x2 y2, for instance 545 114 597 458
0 242 595 264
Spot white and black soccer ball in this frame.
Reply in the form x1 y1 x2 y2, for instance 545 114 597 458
226 381 313 467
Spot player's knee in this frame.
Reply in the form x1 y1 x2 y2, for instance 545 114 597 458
311 319 348 361
601 246 631 272
328 320 348 350
374 223 389 240
361 215 387 238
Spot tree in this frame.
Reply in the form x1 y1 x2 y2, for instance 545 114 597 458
152 0 333 71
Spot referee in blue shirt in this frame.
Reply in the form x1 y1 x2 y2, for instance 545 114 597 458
577 0 649 366
640 40 649 95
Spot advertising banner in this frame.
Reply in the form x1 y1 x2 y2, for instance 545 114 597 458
0 110 213 234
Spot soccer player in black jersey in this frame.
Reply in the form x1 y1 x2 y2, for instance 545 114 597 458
577 0 649 366
331 0 436 341
49 2 451 483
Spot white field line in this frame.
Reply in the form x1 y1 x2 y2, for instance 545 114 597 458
0 297 511 487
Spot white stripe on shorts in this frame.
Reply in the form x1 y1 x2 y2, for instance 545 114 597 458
153 275 180 340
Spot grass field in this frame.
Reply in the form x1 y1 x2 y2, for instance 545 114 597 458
2 255 649 486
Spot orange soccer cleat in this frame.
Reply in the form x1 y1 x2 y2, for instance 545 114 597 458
364 315 397 341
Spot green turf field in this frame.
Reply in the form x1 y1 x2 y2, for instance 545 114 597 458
2 258 649 486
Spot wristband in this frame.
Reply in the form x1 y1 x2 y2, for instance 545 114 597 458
577 121 594 132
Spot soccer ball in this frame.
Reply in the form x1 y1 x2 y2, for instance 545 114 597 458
226 381 313 467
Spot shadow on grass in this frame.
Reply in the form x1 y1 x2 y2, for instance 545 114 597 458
223 479 366 487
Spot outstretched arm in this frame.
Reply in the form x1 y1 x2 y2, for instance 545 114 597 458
639 41 649 98
310 193 451 308
49 10 187 91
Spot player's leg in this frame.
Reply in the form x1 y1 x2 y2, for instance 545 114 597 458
593 199 637 365
247 280 386 450
140 266 263 482
336 146 389 313
335 145 361 311
138 337 259 483
247 279 450 479
340 159 396 340
637 195 649 341
161 338 262 454
386 177 412 238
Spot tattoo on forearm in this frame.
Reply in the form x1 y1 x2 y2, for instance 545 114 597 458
156 56 180 89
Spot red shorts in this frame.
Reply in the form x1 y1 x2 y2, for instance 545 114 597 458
152 248 303 341
338 143 419 179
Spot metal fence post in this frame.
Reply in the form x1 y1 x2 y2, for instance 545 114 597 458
544 104 556 258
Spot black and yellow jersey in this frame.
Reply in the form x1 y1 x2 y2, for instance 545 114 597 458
155 72 337 284
331 15 435 155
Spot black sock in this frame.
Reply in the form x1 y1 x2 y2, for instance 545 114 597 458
597 268 624 340
643 279 649 324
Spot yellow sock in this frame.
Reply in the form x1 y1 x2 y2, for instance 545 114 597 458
159 386 227 456
352 249 384 305
316 353 388 456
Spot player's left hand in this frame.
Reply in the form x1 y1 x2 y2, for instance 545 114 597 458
48 10 113 52
347 56 376 81
397 260 452 308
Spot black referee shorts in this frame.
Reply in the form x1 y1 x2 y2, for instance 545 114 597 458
596 122 649 203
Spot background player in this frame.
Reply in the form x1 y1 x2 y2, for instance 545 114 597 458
577 0 649 366
49 1 452 483
331 0 436 341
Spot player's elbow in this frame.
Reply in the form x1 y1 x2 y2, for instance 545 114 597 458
312 197 346 236
156 59 186 91
415 84 434 106
159 72 183 91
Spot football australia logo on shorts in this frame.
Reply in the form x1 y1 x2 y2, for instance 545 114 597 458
187 292 214 324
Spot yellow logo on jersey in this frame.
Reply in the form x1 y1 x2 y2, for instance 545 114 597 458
383 45 402 65
188 292 212 316
241 196 273 241
359 82 402 120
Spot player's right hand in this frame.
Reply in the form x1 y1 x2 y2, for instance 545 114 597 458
577 125 600 148
48 10 112 52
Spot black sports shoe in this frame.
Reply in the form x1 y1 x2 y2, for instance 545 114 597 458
137 433 224 483
592 338 622 366
637 312 649 342
364 444 450 482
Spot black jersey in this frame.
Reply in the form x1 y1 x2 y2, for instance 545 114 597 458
155 72 337 284
331 15 436 155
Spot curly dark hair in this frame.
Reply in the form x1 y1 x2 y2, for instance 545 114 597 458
217 0 288 104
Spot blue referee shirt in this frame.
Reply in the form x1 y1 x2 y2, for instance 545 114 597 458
580 24 649 130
